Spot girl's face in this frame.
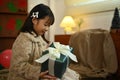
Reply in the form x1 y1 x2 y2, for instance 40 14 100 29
32 16 50 35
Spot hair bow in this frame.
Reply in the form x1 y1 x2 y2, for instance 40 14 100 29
31 12 39 18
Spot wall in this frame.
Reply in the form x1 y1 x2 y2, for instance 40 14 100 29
28 0 49 12
73 11 114 31
54 0 66 35
54 0 117 34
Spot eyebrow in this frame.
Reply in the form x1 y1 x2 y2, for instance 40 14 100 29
46 18 52 26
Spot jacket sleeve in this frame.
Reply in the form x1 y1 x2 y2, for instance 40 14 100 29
10 36 41 80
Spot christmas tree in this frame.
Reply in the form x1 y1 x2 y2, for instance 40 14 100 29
111 8 120 29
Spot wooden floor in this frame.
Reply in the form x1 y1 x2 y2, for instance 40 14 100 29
81 74 119 80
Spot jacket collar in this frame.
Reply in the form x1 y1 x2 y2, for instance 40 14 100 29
20 32 43 43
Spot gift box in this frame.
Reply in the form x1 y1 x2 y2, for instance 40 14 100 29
41 51 69 78
35 42 77 79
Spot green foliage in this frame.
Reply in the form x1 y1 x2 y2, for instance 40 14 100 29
7 2 18 12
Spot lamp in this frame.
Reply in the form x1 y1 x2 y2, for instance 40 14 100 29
60 16 76 34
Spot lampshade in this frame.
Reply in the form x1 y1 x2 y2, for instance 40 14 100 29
60 16 75 28
60 16 76 34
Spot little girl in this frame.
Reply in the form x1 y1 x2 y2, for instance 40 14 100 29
8 4 79 80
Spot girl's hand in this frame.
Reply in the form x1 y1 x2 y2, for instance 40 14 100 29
39 70 57 80
46 41 52 48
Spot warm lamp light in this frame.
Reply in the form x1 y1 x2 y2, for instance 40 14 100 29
60 16 76 34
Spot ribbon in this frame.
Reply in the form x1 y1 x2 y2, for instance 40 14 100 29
31 12 39 18
48 59 55 76
35 42 78 63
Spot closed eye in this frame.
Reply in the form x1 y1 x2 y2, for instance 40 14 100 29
44 24 50 27
44 24 48 26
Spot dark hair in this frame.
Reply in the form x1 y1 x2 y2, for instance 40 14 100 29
20 4 55 43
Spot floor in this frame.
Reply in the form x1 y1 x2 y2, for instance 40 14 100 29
81 74 119 80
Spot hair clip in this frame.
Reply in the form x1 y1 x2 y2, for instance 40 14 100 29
31 12 39 18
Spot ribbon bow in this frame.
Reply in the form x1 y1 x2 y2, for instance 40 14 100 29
35 42 78 63
31 12 39 18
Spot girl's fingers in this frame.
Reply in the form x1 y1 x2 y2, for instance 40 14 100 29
43 75 56 79
40 70 48 77
40 71 57 79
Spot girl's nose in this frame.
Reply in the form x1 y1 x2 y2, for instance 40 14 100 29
45 26 49 31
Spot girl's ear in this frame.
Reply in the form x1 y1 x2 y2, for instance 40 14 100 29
32 18 38 25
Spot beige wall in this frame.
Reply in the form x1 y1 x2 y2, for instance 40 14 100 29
72 11 114 31
54 0 118 34
28 0 49 13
